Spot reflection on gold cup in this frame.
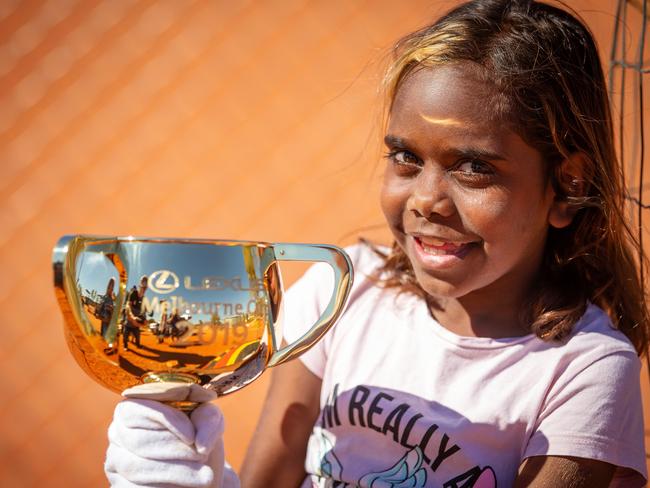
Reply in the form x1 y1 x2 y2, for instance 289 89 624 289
53 236 353 404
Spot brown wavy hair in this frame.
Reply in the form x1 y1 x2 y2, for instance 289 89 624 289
373 0 649 356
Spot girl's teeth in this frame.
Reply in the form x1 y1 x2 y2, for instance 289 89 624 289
422 243 457 253
419 239 460 247
421 245 449 255
418 238 468 254
420 239 444 247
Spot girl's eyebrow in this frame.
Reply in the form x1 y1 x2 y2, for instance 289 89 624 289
449 147 507 162
383 134 409 148
384 134 506 161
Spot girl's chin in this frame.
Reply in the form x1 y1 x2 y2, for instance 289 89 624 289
408 255 481 301
417 280 467 301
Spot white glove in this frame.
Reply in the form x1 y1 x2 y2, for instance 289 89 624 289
105 382 240 488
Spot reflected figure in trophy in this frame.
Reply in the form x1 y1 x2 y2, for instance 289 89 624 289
97 277 116 341
167 307 185 341
122 275 148 351
156 300 169 344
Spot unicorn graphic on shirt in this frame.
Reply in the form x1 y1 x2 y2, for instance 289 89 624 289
307 427 496 487
358 447 427 487
357 447 496 488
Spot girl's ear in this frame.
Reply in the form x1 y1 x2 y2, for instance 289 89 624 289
548 152 589 229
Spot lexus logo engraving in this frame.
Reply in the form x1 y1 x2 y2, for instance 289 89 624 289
148 270 180 294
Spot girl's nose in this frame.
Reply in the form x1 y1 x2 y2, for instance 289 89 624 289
406 168 455 219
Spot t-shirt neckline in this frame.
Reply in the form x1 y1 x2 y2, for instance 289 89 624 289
407 294 537 350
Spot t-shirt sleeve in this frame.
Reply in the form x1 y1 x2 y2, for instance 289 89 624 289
281 261 336 379
523 350 647 485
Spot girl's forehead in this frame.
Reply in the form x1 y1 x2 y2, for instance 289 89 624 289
390 63 511 129
387 64 526 159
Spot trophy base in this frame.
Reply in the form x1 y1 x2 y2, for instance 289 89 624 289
166 401 201 412
142 372 200 384
142 372 201 413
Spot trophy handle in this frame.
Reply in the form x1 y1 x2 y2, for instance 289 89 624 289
266 244 353 367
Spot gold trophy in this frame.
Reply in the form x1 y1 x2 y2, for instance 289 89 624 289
53 235 353 409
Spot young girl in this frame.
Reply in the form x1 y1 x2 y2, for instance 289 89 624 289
104 1 649 486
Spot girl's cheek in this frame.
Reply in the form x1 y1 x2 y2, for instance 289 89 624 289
379 178 409 213
457 195 510 237
466 191 509 218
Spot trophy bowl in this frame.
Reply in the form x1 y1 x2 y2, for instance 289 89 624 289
53 235 353 407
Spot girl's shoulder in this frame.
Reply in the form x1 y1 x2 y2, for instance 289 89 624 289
567 303 639 357
533 303 644 405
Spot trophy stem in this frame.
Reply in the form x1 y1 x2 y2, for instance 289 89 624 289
142 372 201 413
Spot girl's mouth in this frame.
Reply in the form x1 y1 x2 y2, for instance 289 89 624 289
412 236 477 267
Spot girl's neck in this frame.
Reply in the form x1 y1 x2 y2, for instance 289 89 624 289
428 292 531 339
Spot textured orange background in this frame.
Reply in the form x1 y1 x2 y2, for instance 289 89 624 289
0 1 648 486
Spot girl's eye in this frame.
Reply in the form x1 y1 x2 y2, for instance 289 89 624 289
385 150 421 173
451 159 496 186
455 159 493 175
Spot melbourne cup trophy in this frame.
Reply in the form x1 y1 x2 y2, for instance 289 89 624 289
52 235 353 411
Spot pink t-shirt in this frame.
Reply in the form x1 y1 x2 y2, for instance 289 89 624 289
283 244 647 488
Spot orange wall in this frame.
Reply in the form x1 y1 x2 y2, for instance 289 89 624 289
0 1 647 486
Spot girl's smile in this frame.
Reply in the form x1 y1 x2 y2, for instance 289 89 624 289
413 235 477 268
380 63 569 333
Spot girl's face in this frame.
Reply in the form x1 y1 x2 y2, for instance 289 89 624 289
381 64 562 305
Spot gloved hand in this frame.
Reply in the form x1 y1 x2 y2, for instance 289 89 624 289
105 382 240 488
